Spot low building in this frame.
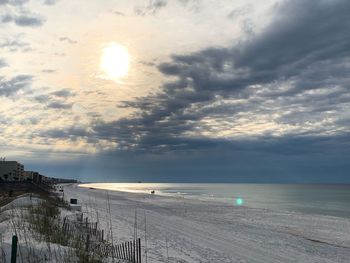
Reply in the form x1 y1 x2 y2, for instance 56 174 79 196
24 171 42 183
0 160 25 182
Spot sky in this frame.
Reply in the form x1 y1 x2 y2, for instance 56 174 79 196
1 0 350 183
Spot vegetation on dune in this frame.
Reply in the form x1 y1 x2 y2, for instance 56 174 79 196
8 194 104 263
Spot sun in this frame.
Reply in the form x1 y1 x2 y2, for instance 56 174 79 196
100 43 129 80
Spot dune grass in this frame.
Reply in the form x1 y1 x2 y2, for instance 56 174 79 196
8 194 105 263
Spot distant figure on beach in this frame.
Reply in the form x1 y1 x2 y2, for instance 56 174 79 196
151 190 155 194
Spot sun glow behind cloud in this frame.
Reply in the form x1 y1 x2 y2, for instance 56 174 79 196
100 42 129 80
2 0 350 183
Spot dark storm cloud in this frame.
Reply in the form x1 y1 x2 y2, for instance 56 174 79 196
116 0 350 151
0 74 33 97
134 0 167 16
44 0 350 158
59 37 77 44
35 130 350 182
13 0 348 183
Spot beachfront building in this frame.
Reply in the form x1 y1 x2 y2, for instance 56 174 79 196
23 171 43 183
0 160 25 181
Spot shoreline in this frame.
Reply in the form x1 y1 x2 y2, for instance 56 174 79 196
64 184 350 263
77 182 350 219
2 184 349 262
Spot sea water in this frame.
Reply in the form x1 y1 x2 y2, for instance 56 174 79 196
79 183 350 218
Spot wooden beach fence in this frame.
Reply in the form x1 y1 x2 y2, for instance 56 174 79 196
62 214 142 263
110 238 141 263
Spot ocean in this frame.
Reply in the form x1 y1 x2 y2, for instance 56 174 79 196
79 183 350 218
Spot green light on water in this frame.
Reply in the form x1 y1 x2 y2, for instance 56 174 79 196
236 197 243 206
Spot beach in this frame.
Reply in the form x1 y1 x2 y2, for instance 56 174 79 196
63 184 350 263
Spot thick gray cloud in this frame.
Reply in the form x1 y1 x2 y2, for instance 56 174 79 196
89 0 350 153
40 126 88 140
1 13 45 27
0 74 33 97
33 130 350 182
37 0 350 182
14 13 45 27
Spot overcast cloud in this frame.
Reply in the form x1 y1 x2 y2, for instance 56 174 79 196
2 0 350 182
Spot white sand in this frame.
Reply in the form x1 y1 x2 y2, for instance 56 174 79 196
0 194 128 263
63 184 350 263
0 195 75 263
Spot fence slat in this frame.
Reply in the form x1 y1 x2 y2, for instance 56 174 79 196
85 234 90 251
133 239 136 263
130 241 133 261
138 238 141 263
130 241 132 262
127 242 130 260
63 215 142 262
